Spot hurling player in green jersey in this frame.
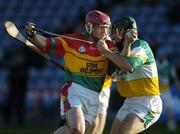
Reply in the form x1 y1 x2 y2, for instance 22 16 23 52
97 16 162 134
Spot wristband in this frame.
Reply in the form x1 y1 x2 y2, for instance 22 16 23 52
27 29 36 38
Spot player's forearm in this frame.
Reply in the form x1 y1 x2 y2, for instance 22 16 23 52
96 40 133 72
104 50 134 72
29 34 47 48
120 44 131 56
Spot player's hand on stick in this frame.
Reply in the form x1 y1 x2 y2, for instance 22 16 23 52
23 22 37 38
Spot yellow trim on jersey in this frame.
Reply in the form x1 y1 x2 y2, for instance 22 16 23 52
102 75 112 90
117 77 160 97
130 46 148 63
130 53 148 63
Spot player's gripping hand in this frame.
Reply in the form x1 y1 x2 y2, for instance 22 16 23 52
23 22 37 38
97 39 111 54
124 29 137 44
123 29 137 48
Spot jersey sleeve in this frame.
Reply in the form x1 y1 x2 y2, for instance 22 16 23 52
43 37 65 56
106 40 117 51
124 40 148 69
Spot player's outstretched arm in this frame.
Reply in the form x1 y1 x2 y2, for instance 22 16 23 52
24 22 47 48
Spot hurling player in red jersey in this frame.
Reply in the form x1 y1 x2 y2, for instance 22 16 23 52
24 10 116 134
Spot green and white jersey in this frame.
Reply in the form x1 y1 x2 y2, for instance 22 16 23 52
113 39 160 97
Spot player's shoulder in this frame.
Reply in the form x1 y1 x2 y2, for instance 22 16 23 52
132 39 149 48
105 40 117 50
134 39 148 44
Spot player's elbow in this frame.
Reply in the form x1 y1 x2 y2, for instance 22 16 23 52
126 63 134 73
121 62 134 73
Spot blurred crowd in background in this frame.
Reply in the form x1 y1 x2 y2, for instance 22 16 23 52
0 0 180 133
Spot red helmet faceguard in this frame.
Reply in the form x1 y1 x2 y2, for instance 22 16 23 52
85 10 111 39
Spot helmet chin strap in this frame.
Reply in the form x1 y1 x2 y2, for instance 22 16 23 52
85 23 98 43
114 28 127 49
85 23 109 44
119 30 127 45
85 23 92 34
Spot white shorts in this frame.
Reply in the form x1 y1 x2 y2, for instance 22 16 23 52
161 91 174 110
116 96 162 129
60 82 99 124
98 87 111 114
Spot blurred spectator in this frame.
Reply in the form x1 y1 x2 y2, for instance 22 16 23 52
156 49 180 132
2 45 29 125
